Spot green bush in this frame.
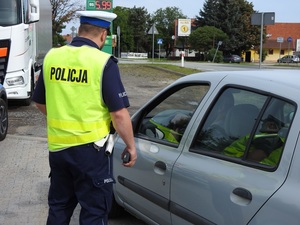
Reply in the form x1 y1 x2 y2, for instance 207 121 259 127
207 48 223 63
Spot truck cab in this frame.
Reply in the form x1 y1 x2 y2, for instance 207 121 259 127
0 0 52 105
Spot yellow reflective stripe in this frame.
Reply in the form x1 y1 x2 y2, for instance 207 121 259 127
48 127 110 144
47 118 110 131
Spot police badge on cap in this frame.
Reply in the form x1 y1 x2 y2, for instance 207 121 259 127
76 11 117 30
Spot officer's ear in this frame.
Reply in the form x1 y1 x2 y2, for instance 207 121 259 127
99 29 107 43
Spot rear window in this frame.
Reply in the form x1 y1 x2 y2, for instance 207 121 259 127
191 87 296 169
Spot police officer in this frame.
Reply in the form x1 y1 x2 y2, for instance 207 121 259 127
32 10 137 225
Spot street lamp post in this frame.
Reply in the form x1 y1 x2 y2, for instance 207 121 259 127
71 26 76 40
117 26 120 58
212 41 222 63
251 12 275 68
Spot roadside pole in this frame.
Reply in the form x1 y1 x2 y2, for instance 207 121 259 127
212 41 222 63
277 37 284 63
181 51 185 67
177 19 191 68
152 26 154 63
259 13 264 69
148 24 159 63
117 26 120 58
251 12 275 69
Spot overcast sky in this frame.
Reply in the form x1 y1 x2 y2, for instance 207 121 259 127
113 0 300 23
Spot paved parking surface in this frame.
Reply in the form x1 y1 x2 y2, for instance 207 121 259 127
0 135 49 224
0 135 146 225
2 64 178 224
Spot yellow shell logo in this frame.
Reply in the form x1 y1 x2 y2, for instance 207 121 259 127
180 25 189 33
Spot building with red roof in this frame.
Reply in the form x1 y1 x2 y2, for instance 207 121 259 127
262 23 300 62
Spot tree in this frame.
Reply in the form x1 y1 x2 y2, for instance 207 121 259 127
113 6 150 53
194 0 218 27
207 48 223 62
188 26 228 52
50 0 84 46
128 7 151 52
195 0 261 55
152 7 186 57
113 6 134 53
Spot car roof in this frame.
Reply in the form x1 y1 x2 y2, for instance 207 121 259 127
173 69 300 103
179 69 299 83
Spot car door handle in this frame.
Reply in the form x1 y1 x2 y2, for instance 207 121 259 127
154 161 167 175
232 187 252 201
155 161 167 171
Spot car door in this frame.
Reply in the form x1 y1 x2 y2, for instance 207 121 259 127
113 82 210 224
170 87 296 225
281 56 287 63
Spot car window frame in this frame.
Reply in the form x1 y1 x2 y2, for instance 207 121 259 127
132 82 210 147
189 85 297 172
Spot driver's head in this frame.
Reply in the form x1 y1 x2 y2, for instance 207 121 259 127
260 115 283 133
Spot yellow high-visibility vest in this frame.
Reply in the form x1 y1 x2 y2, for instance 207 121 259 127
43 45 111 151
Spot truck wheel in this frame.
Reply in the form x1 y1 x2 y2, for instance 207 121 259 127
0 98 8 141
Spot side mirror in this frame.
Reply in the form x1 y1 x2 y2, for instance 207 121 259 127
29 0 40 22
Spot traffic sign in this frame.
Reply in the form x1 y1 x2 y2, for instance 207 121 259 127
178 19 191 36
157 39 163 45
287 37 293 42
148 25 159 35
277 37 284 43
251 12 275 25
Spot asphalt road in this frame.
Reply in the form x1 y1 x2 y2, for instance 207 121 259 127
119 58 300 72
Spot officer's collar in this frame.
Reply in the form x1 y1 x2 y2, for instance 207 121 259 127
70 37 99 49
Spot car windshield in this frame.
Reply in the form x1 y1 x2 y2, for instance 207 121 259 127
0 0 21 26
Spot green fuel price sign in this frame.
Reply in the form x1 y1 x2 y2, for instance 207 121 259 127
86 0 113 12
86 0 114 54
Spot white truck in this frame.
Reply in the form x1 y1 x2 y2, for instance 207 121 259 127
0 0 52 105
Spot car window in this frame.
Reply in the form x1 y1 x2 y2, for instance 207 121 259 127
191 87 295 169
137 84 209 145
243 99 294 167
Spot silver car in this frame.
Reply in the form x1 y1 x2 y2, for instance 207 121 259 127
0 83 8 141
111 69 300 225
277 55 300 63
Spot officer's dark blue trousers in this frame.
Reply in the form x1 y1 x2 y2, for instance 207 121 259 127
46 143 114 225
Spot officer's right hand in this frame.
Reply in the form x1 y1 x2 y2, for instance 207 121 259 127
121 147 137 167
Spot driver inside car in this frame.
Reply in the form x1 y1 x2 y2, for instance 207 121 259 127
223 115 285 166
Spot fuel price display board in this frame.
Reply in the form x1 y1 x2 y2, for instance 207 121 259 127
86 0 113 11
86 0 114 54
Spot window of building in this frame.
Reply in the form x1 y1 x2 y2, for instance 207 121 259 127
269 49 274 55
